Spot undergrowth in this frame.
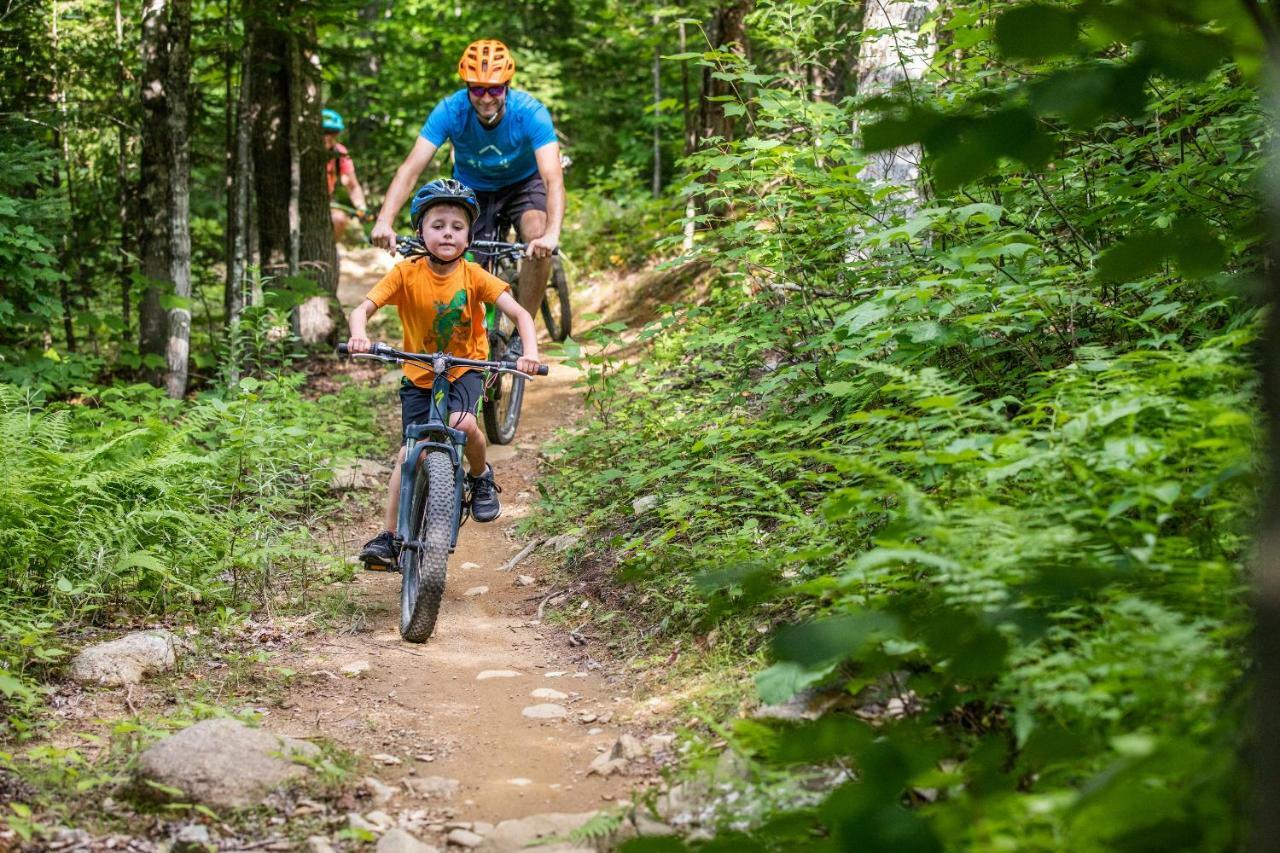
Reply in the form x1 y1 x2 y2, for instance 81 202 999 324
0 374 375 741
540 5 1260 848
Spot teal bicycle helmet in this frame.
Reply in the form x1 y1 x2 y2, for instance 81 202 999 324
322 109 345 133
410 179 481 232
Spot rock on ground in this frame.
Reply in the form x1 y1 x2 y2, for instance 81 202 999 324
632 495 659 515
530 688 568 701
331 458 393 490
476 670 522 680
135 718 318 809
403 775 459 800
447 828 485 848
362 776 398 805
478 812 601 852
521 703 569 720
377 828 439 853
544 534 581 553
70 629 176 686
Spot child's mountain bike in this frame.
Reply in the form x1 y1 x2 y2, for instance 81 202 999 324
337 342 546 642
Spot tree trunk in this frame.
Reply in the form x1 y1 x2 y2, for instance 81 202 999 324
163 0 192 398
226 31 253 334
854 0 938 202
115 0 133 334
652 13 662 198
248 3 337 343
137 0 173 367
137 0 193 397
50 0 76 353
696 0 751 146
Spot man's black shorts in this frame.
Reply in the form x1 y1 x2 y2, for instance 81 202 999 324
472 172 547 243
399 372 484 437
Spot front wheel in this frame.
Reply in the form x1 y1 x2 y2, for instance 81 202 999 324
540 256 572 343
399 450 457 643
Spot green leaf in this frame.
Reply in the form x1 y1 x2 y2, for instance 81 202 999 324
756 660 838 704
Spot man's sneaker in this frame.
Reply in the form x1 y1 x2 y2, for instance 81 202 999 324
359 530 397 568
468 465 502 522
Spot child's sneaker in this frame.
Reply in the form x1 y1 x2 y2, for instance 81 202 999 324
469 465 502 522
359 530 397 568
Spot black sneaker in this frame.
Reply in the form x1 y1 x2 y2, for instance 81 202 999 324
359 530 397 568
468 465 503 522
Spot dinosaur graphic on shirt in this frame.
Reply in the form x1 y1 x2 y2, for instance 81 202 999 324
433 289 470 349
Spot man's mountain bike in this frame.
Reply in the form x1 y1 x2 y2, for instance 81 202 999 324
471 239 572 344
337 342 546 642
394 236 532 445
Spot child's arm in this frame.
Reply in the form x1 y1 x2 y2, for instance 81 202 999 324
347 299 380 353
494 292 541 375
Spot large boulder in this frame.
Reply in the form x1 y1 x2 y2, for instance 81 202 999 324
69 629 176 686
135 718 319 809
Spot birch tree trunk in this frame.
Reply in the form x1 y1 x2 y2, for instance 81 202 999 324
162 0 192 398
226 31 254 337
854 0 938 207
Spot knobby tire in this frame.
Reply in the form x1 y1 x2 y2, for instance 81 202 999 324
483 312 525 445
399 450 455 643
540 257 572 343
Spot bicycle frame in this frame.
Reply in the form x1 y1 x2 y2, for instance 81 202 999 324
398 354 468 553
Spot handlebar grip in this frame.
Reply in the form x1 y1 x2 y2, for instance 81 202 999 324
337 343 350 356
536 365 549 376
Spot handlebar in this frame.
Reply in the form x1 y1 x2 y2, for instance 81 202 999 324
393 236 559 260
470 240 559 258
337 342 549 377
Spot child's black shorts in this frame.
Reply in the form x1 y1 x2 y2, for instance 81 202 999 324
399 372 484 437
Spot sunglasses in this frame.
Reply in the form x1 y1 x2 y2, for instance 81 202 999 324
468 84 507 98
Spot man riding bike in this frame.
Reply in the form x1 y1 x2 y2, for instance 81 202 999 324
370 39 565 319
324 108 369 242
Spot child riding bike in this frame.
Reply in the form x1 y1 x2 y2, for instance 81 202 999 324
347 178 541 567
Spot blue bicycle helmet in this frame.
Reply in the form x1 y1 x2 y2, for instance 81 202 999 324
409 178 481 232
322 109 345 133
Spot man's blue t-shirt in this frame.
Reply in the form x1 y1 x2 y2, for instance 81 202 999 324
420 89 558 192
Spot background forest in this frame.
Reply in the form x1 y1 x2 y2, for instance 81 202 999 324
1 0 1276 848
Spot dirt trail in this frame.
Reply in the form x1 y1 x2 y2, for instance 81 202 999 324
275 246 639 826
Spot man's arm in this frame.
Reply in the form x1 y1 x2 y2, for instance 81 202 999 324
371 136 440 250
526 143 565 259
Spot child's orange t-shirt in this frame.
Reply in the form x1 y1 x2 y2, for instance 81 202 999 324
365 257 509 387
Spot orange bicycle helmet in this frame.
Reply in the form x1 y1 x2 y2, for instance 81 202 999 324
458 39 515 85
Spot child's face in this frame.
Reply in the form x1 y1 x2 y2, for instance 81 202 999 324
419 204 470 263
